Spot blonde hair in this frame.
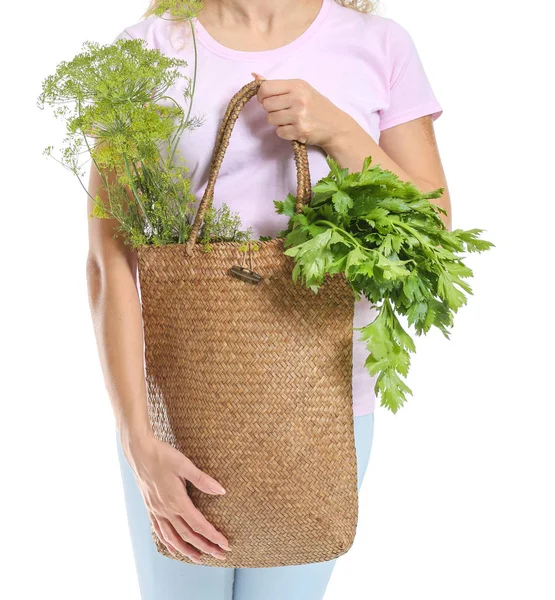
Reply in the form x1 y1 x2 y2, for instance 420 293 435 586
142 0 377 20
334 0 377 11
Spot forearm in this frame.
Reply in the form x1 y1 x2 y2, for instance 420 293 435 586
86 257 153 448
321 114 452 229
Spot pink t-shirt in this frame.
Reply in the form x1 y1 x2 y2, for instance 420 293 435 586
113 0 443 416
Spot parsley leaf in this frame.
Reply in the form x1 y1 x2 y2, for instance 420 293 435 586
278 154 494 413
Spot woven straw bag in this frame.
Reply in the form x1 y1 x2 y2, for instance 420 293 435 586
135 79 359 568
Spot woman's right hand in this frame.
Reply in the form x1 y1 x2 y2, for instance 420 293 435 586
121 431 231 564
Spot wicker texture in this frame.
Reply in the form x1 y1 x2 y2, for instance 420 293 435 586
136 80 358 568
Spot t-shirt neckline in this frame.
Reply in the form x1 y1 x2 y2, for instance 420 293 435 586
192 0 333 61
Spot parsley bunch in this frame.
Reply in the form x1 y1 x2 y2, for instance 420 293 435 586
274 155 494 413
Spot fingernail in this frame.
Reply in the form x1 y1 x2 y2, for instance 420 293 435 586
190 555 203 564
211 552 227 561
209 484 226 495
218 542 231 551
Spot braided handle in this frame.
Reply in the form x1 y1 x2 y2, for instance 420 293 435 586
184 79 312 256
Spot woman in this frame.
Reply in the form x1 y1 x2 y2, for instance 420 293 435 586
87 0 451 598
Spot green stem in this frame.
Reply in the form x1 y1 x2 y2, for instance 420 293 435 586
131 160 150 224
394 221 436 259
184 17 198 132
313 219 362 248
394 220 449 280
154 146 185 219
168 17 198 165
122 155 152 230
76 102 120 213
164 94 187 156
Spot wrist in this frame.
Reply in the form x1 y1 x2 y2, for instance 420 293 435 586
118 419 156 460
321 111 361 155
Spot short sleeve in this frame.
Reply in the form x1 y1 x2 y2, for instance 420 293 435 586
378 20 443 131
111 28 135 43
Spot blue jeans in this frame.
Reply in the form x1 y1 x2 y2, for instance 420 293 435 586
115 412 375 600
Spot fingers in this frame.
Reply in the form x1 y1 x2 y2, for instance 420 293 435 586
150 512 229 563
156 516 204 564
179 493 231 551
261 94 293 113
181 457 226 496
175 455 231 550
172 516 228 560
252 76 310 143
255 78 294 100
267 109 295 127
275 124 308 143
150 512 196 562
144 446 232 562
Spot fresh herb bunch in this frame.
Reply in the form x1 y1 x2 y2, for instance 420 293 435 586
149 0 205 20
275 155 494 414
37 37 199 246
37 2 253 250
200 204 255 251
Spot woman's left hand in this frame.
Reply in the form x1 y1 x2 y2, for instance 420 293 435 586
253 73 353 149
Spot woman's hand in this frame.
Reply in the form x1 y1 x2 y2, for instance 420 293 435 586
121 432 231 564
253 72 355 148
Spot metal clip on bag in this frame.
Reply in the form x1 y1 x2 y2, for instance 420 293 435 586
136 79 359 568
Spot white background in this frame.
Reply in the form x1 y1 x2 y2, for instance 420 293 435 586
2 0 554 598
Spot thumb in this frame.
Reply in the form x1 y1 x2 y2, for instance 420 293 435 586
251 71 266 81
182 457 226 495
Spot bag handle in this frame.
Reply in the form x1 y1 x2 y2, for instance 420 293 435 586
184 79 312 256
